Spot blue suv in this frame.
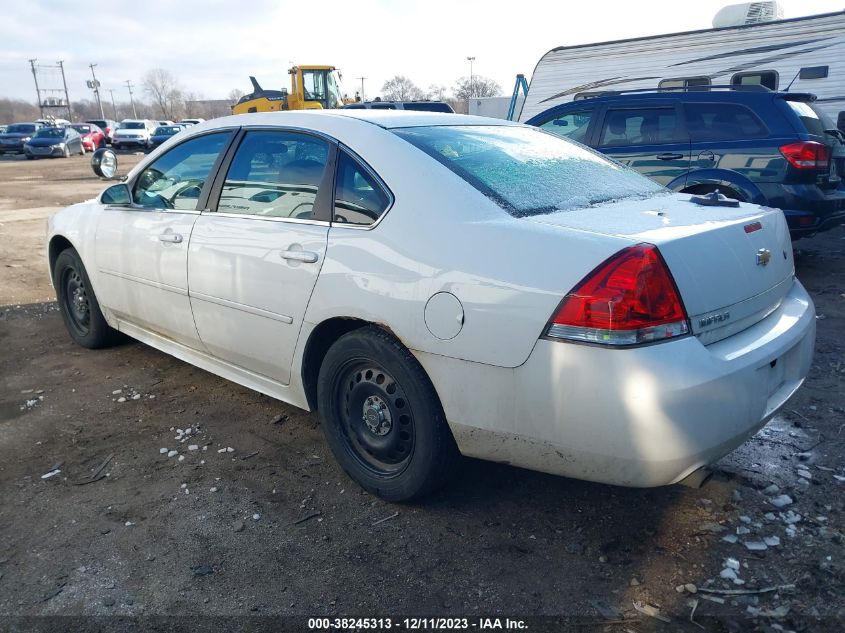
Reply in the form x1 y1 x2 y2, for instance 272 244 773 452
525 88 845 239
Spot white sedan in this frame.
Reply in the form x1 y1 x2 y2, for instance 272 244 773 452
48 111 815 501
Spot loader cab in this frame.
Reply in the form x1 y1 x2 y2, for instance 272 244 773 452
291 66 348 110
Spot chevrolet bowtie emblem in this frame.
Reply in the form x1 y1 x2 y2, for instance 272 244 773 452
756 248 771 266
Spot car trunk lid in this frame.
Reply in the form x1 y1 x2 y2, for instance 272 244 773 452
527 193 794 344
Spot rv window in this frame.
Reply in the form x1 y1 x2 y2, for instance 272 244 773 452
683 103 767 141
731 71 778 91
573 92 606 101
538 110 593 143
598 108 680 147
659 77 711 91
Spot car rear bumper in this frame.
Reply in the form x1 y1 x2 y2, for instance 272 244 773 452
762 182 845 238
419 279 815 487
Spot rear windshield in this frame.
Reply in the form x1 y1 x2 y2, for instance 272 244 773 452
7 124 35 134
119 121 146 129
403 102 454 113
786 100 835 138
393 125 665 216
87 120 107 127
154 126 181 135
71 125 91 133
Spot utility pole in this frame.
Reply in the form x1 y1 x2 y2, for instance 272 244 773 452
29 58 44 118
58 60 72 120
89 63 105 119
107 89 117 119
125 80 137 118
466 56 476 99
357 77 367 102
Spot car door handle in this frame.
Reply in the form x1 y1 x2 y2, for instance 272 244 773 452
280 250 319 263
656 153 685 160
158 233 183 243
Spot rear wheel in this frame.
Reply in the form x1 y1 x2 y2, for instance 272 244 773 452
54 248 122 349
62 145 70 158
317 326 459 502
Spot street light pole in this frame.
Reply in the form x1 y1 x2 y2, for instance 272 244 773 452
125 80 137 118
107 89 117 119
357 76 367 102
466 56 475 99
89 63 105 119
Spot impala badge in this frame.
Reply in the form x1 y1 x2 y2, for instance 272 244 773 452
756 248 771 267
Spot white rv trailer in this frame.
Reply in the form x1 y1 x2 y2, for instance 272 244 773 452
518 9 845 123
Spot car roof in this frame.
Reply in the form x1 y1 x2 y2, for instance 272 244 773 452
196 110 517 132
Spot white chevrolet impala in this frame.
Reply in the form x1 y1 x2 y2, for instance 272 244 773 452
47 111 815 501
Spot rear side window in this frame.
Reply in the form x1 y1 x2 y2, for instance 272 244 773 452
683 103 767 141
785 100 834 138
333 151 390 226
599 108 679 146
393 125 665 217
217 130 329 219
538 110 593 144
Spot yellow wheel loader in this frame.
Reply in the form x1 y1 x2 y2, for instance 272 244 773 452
232 65 356 114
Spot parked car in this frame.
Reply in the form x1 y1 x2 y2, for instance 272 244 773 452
50 111 814 501
0 122 42 154
343 101 454 113
157 120 175 126
24 126 84 159
147 125 185 151
86 119 118 144
178 118 205 126
70 123 106 152
526 87 845 239
112 119 157 150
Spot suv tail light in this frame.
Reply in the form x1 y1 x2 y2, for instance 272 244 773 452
546 243 689 346
780 141 830 170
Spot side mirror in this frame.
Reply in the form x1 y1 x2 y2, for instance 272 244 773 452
101 183 131 206
91 148 118 179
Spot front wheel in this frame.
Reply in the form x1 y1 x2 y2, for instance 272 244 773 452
317 326 459 502
54 248 122 349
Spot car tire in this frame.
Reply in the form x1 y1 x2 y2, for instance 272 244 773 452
62 145 70 158
317 326 460 502
54 248 122 349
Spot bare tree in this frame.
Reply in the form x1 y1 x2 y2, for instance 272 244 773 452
227 88 245 104
0 98 40 123
453 75 502 100
381 75 425 101
142 68 184 120
427 84 448 101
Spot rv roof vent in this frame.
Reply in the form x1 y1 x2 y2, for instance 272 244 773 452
713 1 783 28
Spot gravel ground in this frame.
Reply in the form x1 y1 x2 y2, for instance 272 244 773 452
0 155 843 632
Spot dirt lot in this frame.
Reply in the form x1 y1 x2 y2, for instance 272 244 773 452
0 155 844 632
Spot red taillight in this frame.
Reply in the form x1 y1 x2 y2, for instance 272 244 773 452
547 243 689 346
780 141 830 170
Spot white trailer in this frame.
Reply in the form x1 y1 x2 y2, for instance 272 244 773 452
519 7 845 123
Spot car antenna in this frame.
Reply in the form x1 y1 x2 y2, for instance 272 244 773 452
784 70 801 92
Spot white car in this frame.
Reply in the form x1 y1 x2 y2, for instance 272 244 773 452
48 111 815 501
111 119 157 150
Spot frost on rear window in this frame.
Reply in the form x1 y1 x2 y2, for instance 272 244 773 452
393 125 665 216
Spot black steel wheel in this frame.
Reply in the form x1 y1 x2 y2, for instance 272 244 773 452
317 326 460 502
53 247 122 349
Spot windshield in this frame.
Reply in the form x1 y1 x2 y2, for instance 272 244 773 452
393 125 665 216
119 121 146 129
7 124 36 134
71 125 91 133
34 128 65 139
786 100 836 138
154 126 181 135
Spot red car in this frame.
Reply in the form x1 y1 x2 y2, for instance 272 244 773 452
70 123 106 152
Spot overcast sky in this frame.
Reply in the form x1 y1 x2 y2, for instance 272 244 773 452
2 0 842 105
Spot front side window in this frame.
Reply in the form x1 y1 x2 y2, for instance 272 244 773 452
132 131 232 210
538 110 593 144
393 125 665 217
217 130 329 219
333 151 390 226
599 108 679 146
683 103 767 141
